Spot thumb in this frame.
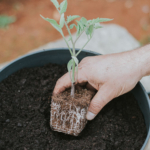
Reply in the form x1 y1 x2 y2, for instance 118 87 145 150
53 72 71 95
53 69 87 95
86 84 115 120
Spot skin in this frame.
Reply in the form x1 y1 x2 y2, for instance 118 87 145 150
53 44 150 120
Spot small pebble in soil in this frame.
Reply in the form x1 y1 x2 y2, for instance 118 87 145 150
6 119 10 123
17 123 22 127
20 79 26 84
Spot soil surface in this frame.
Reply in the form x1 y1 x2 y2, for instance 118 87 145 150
0 0 150 63
0 63 147 150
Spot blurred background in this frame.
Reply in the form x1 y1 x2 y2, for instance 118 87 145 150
0 0 150 64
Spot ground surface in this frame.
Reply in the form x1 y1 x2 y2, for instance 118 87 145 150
0 0 150 63
0 63 147 150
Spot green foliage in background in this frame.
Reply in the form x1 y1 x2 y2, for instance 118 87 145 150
0 15 16 28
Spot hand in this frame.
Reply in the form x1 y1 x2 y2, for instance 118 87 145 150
53 48 149 120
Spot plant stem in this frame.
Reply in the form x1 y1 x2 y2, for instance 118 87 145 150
76 37 92 56
61 33 73 55
71 82 75 98
74 25 90 45
64 21 74 47
71 58 76 98
56 9 73 56
64 21 77 97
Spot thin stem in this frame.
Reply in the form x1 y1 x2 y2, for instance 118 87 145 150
74 30 84 44
56 8 73 56
71 82 75 98
76 37 92 56
72 60 75 82
61 33 73 56
74 25 90 45
64 21 76 98
64 21 74 50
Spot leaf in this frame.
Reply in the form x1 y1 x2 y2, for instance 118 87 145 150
76 24 80 36
87 20 92 24
80 17 87 25
51 0 59 9
72 56 79 66
87 25 94 38
0 15 16 28
67 59 74 81
59 13 65 28
91 18 100 24
67 59 73 72
98 18 113 22
70 23 76 29
91 18 113 24
40 15 62 33
67 15 80 24
76 20 84 30
60 0 67 14
94 25 102 29
68 36 72 41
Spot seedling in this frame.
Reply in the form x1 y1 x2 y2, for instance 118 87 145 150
41 0 113 98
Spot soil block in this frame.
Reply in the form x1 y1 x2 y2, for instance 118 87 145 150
0 63 147 150
51 89 94 136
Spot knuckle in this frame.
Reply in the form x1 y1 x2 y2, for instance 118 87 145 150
80 57 90 64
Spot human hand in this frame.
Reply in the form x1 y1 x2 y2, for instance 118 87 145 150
53 49 148 120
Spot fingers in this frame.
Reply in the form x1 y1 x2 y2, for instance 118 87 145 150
53 69 87 95
86 84 115 120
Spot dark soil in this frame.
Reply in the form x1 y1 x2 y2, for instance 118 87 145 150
0 63 147 150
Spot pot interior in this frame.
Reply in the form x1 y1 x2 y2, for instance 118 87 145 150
0 48 149 150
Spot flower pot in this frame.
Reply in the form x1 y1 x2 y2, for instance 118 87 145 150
0 48 149 149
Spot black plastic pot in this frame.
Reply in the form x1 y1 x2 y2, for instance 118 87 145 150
0 48 150 150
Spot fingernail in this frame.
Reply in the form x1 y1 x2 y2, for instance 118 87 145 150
86 111 96 120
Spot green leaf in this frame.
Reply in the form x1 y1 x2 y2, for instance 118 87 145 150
51 0 59 9
76 20 84 30
87 25 94 38
72 56 79 66
59 13 65 28
94 25 102 29
67 59 74 80
67 15 80 24
68 36 72 41
80 17 87 25
87 20 92 24
98 18 113 22
91 18 113 24
91 18 100 24
76 24 80 36
40 15 62 33
0 15 16 28
60 0 67 14
70 23 76 29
